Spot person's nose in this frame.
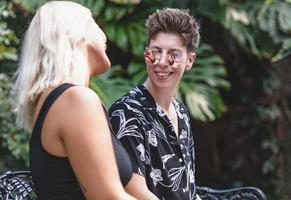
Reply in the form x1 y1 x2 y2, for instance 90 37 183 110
158 52 169 66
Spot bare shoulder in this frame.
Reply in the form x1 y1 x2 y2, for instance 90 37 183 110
54 85 105 127
63 85 103 110
56 85 107 136
66 86 101 103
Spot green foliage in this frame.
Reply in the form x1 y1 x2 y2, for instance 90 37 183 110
179 44 230 121
0 0 28 170
95 0 158 56
109 0 141 4
0 74 29 169
170 0 291 62
227 0 291 61
169 1 291 199
12 0 47 12
90 65 134 108
0 1 18 62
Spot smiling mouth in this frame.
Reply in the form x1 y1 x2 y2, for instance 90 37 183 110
156 72 173 77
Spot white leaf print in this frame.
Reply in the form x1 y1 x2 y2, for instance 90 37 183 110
125 101 168 143
136 143 150 165
124 98 143 107
137 167 144 176
167 166 185 191
129 87 143 97
150 168 163 186
146 130 157 147
179 130 188 140
149 116 168 142
189 169 195 183
111 109 143 140
161 154 175 169
173 99 191 133
124 103 147 122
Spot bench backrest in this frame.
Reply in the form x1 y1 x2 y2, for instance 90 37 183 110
0 170 267 200
0 171 37 200
197 186 267 200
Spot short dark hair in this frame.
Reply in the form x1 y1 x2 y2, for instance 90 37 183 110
145 8 200 51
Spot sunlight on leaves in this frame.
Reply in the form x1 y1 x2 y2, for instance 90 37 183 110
109 0 141 4
185 92 215 121
226 7 250 25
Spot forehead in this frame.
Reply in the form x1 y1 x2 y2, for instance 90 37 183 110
149 32 187 51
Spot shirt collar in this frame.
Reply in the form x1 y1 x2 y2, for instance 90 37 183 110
130 85 157 110
132 85 182 117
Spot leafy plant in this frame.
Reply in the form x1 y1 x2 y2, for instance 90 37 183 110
0 1 28 170
90 65 134 108
179 44 230 121
0 74 29 169
0 1 18 63
168 1 291 199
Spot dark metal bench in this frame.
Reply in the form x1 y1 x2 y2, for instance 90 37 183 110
0 171 37 200
0 170 267 200
196 186 267 200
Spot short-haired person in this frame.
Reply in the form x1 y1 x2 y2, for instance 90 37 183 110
109 8 202 200
10 1 157 199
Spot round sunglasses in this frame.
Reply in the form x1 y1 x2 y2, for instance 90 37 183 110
144 48 186 68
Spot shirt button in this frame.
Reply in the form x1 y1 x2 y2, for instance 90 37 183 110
179 158 183 162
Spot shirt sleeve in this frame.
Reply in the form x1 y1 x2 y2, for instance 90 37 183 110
108 101 147 176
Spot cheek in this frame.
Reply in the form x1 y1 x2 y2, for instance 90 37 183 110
146 64 156 74
175 68 186 78
95 51 111 73
88 45 111 74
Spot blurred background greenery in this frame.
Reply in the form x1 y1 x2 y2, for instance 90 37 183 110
0 0 291 199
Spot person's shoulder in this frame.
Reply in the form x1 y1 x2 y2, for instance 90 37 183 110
109 86 142 111
52 85 104 131
64 85 102 109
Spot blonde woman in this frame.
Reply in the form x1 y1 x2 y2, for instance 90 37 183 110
11 1 139 199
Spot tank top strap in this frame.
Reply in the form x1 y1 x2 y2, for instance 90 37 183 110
33 83 75 133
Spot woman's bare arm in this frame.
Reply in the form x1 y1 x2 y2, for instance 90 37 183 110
56 86 136 200
125 173 159 200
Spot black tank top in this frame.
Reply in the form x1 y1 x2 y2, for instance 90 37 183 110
30 83 133 200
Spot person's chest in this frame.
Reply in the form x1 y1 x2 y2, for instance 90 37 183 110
139 109 194 168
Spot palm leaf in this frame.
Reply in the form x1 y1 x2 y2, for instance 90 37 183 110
90 65 133 108
178 43 230 121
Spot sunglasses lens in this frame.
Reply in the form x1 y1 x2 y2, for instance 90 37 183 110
168 54 175 65
144 49 183 67
144 50 157 64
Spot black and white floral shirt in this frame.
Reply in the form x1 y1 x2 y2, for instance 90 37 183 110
109 85 197 200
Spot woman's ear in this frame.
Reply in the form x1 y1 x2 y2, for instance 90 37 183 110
186 52 196 71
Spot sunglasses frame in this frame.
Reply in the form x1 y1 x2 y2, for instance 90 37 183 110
144 48 185 67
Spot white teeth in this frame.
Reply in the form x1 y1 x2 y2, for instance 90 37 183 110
157 72 171 76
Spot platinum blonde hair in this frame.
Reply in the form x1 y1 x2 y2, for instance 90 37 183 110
11 1 99 132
